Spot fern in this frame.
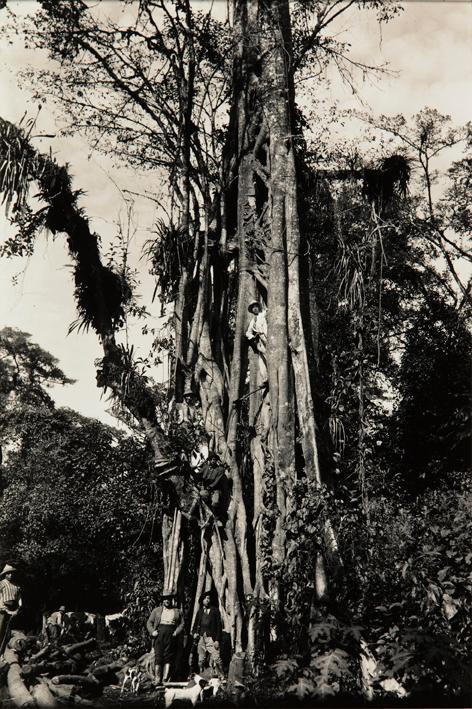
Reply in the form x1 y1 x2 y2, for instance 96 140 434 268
311 648 352 698
271 657 299 678
288 677 316 700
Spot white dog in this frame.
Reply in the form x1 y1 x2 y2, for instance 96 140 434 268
164 676 207 707
140 649 155 678
120 666 144 695
206 677 223 697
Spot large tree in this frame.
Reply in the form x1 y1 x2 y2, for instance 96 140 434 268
0 0 469 684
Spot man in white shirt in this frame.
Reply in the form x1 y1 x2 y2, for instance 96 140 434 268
0 564 22 653
245 301 268 382
46 605 69 642
245 301 267 350
146 590 184 685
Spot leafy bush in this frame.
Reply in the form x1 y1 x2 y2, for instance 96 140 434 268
335 471 472 698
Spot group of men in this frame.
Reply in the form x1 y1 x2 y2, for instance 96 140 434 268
45 606 95 642
147 588 223 685
1 564 223 686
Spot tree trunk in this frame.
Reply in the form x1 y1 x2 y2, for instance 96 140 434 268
0 0 342 667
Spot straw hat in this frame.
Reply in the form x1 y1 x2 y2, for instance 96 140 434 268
248 301 260 314
0 564 16 577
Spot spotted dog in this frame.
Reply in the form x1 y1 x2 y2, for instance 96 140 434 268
121 666 144 695
164 675 208 707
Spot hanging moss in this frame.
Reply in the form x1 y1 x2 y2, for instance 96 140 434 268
0 119 161 431
362 154 411 212
31 157 132 333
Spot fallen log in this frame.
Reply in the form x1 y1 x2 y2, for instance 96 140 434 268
8 639 28 653
45 681 75 701
63 638 96 657
31 682 57 707
8 632 28 653
3 649 35 707
51 673 100 689
90 660 125 678
22 659 76 678
29 646 51 663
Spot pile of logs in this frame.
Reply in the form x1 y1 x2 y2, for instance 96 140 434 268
0 631 150 706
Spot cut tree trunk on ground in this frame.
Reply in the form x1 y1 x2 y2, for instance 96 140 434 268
45 681 75 702
51 674 100 689
63 638 97 657
31 681 57 707
29 646 50 664
3 649 35 707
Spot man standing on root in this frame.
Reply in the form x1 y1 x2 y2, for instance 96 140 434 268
192 591 224 677
147 589 184 685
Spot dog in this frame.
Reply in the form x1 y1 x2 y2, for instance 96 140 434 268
120 666 144 695
164 676 207 707
205 677 223 697
140 649 155 678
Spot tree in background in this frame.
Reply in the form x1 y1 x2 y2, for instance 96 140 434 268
0 327 73 408
392 297 471 493
0 328 159 636
0 326 74 504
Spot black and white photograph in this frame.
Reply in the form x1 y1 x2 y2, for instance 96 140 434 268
0 1 470 707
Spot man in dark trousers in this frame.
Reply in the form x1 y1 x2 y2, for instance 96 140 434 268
146 589 184 685
192 591 224 677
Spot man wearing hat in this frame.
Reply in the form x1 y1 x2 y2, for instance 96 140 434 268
169 386 203 427
182 388 203 426
192 591 224 677
46 605 69 642
146 589 184 685
0 564 22 652
245 301 267 349
245 301 267 382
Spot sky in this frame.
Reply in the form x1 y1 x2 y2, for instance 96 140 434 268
0 0 470 427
